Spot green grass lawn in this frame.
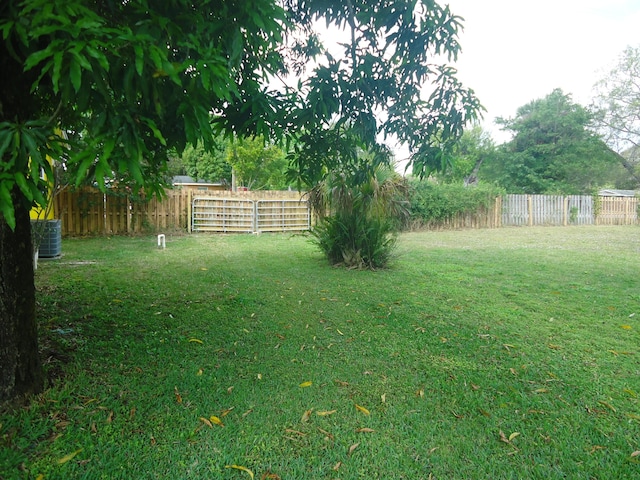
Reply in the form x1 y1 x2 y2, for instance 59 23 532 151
2 226 639 479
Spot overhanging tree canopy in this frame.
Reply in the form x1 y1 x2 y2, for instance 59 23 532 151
0 0 480 401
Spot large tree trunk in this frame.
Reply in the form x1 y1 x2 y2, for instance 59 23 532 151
0 188 44 403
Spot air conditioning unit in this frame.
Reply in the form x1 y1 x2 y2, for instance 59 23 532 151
32 220 62 258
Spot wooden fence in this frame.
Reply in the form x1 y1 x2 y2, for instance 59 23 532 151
420 195 638 229
53 188 307 236
501 195 595 226
596 196 639 225
51 189 638 236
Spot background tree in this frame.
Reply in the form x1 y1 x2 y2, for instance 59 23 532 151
482 89 621 194
592 45 640 187
434 125 497 185
0 0 480 402
172 140 232 184
226 136 289 190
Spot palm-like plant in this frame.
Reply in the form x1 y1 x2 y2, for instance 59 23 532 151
308 164 408 269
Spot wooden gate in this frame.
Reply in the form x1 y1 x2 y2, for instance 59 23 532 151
191 197 311 233
191 198 255 233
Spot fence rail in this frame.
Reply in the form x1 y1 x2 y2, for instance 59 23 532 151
51 189 638 236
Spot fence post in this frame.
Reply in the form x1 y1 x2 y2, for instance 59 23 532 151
563 196 568 226
527 195 533 227
187 189 192 233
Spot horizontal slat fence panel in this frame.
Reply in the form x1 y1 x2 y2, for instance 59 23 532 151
192 198 256 233
256 200 310 232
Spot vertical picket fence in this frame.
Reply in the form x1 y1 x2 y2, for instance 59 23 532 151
501 195 595 226
596 196 639 225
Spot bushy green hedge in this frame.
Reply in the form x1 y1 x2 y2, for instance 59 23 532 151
405 180 503 228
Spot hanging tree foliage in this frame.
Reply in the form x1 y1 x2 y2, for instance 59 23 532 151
0 0 480 401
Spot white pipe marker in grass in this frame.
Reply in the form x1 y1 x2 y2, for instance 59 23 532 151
157 234 166 249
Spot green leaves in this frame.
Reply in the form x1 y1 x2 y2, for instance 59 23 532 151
0 120 61 229
490 89 621 194
3 0 480 233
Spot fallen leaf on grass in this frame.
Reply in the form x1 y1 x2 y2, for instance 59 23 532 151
348 443 360 456
174 386 182 403
626 413 640 421
355 427 375 433
316 410 337 416
334 380 349 387
499 430 520 444
106 411 113 423
381 393 386 403
189 338 203 344
299 381 312 388
598 400 616 412
301 409 313 422
623 388 637 398
621 325 632 330
318 427 334 440
209 415 224 427
355 404 370 415
199 417 213 428
631 451 640 458
225 465 254 479
261 472 281 480
534 388 549 394
333 461 342 471
220 407 234 417
57 448 83 465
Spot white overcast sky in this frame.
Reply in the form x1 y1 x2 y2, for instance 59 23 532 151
446 0 640 143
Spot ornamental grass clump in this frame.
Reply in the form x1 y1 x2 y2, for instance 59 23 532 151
309 166 408 269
